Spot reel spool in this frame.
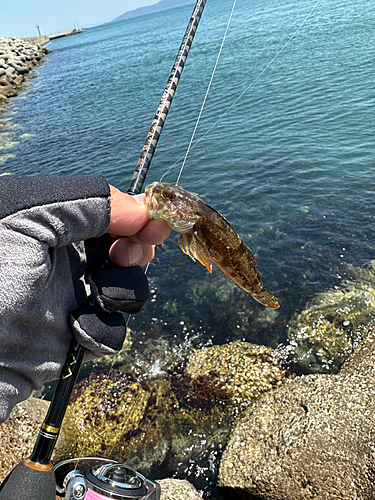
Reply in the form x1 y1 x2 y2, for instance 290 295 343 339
54 458 160 500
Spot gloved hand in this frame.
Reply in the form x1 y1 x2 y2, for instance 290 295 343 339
70 235 150 358
0 176 170 422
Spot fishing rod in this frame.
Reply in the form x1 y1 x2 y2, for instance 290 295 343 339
128 0 207 194
0 2 207 499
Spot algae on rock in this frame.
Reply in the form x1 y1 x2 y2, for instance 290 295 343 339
54 371 150 460
288 263 375 373
186 340 286 406
54 340 287 490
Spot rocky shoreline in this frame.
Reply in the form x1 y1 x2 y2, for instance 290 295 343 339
0 37 50 114
2 277 375 500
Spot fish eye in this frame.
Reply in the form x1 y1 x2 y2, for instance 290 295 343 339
162 187 174 199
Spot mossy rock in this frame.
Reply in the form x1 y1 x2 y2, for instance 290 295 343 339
54 371 150 461
185 340 286 406
54 341 287 481
288 264 375 373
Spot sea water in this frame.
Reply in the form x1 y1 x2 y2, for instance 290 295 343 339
1 0 375 494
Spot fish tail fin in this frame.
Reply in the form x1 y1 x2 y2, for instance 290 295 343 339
254 289 280 309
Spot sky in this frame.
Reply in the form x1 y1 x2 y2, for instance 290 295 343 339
1 0 156 38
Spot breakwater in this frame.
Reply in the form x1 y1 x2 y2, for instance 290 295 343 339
23 36 50 46
0 37 50 114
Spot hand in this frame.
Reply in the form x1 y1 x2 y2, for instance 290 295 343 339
107 185 170 267
0 176 172 422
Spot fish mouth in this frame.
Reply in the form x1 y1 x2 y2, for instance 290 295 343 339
151 195 159 212
145 184 158 213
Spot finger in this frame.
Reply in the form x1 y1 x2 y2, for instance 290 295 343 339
134 219 171 245
109 238 155 267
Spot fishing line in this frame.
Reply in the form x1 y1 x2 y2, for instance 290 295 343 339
176 0 237 184
164 0 320 183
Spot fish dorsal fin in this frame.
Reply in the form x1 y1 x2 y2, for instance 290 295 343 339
178 233 213 274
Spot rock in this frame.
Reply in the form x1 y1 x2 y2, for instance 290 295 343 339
186 340 286 405
218 326 375 500
53 371 150 462
53 370 228 481
0 36 48 114
16 65 29 75
0 397 50 483
14 75 24 86
1 86 18 98
5 67 15 76
288 262 375 373
7 60 20 71
159 478 202 499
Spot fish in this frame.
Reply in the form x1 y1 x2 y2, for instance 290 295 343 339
145 182 279 309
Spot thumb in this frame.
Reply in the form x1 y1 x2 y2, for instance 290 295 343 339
107 186 149 236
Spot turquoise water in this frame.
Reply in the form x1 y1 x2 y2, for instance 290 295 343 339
1 0 375 493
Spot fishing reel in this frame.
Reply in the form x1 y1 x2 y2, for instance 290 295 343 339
54 458 160 500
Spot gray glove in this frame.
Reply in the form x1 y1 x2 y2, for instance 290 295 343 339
71 239 148 356
0 175 148 422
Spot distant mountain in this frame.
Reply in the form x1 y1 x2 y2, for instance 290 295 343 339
112 0 195 22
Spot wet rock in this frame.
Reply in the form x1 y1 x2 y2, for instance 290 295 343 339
288 262 375 373
54 341 287 494
53 370 150 461
54 370 226 480
186 340 286 406
0 397 50 483
158 478 202 499
218 326 375 500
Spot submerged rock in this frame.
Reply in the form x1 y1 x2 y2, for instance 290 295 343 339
288 262 375 373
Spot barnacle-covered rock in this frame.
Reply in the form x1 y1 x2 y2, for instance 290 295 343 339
55 340 287 493
54 371 150 460
218 327 375 500
288 263 375 373
185 340 286 406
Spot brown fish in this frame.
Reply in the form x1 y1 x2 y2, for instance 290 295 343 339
145 182 279 309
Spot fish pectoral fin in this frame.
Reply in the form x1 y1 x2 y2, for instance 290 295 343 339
178 234 213 274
